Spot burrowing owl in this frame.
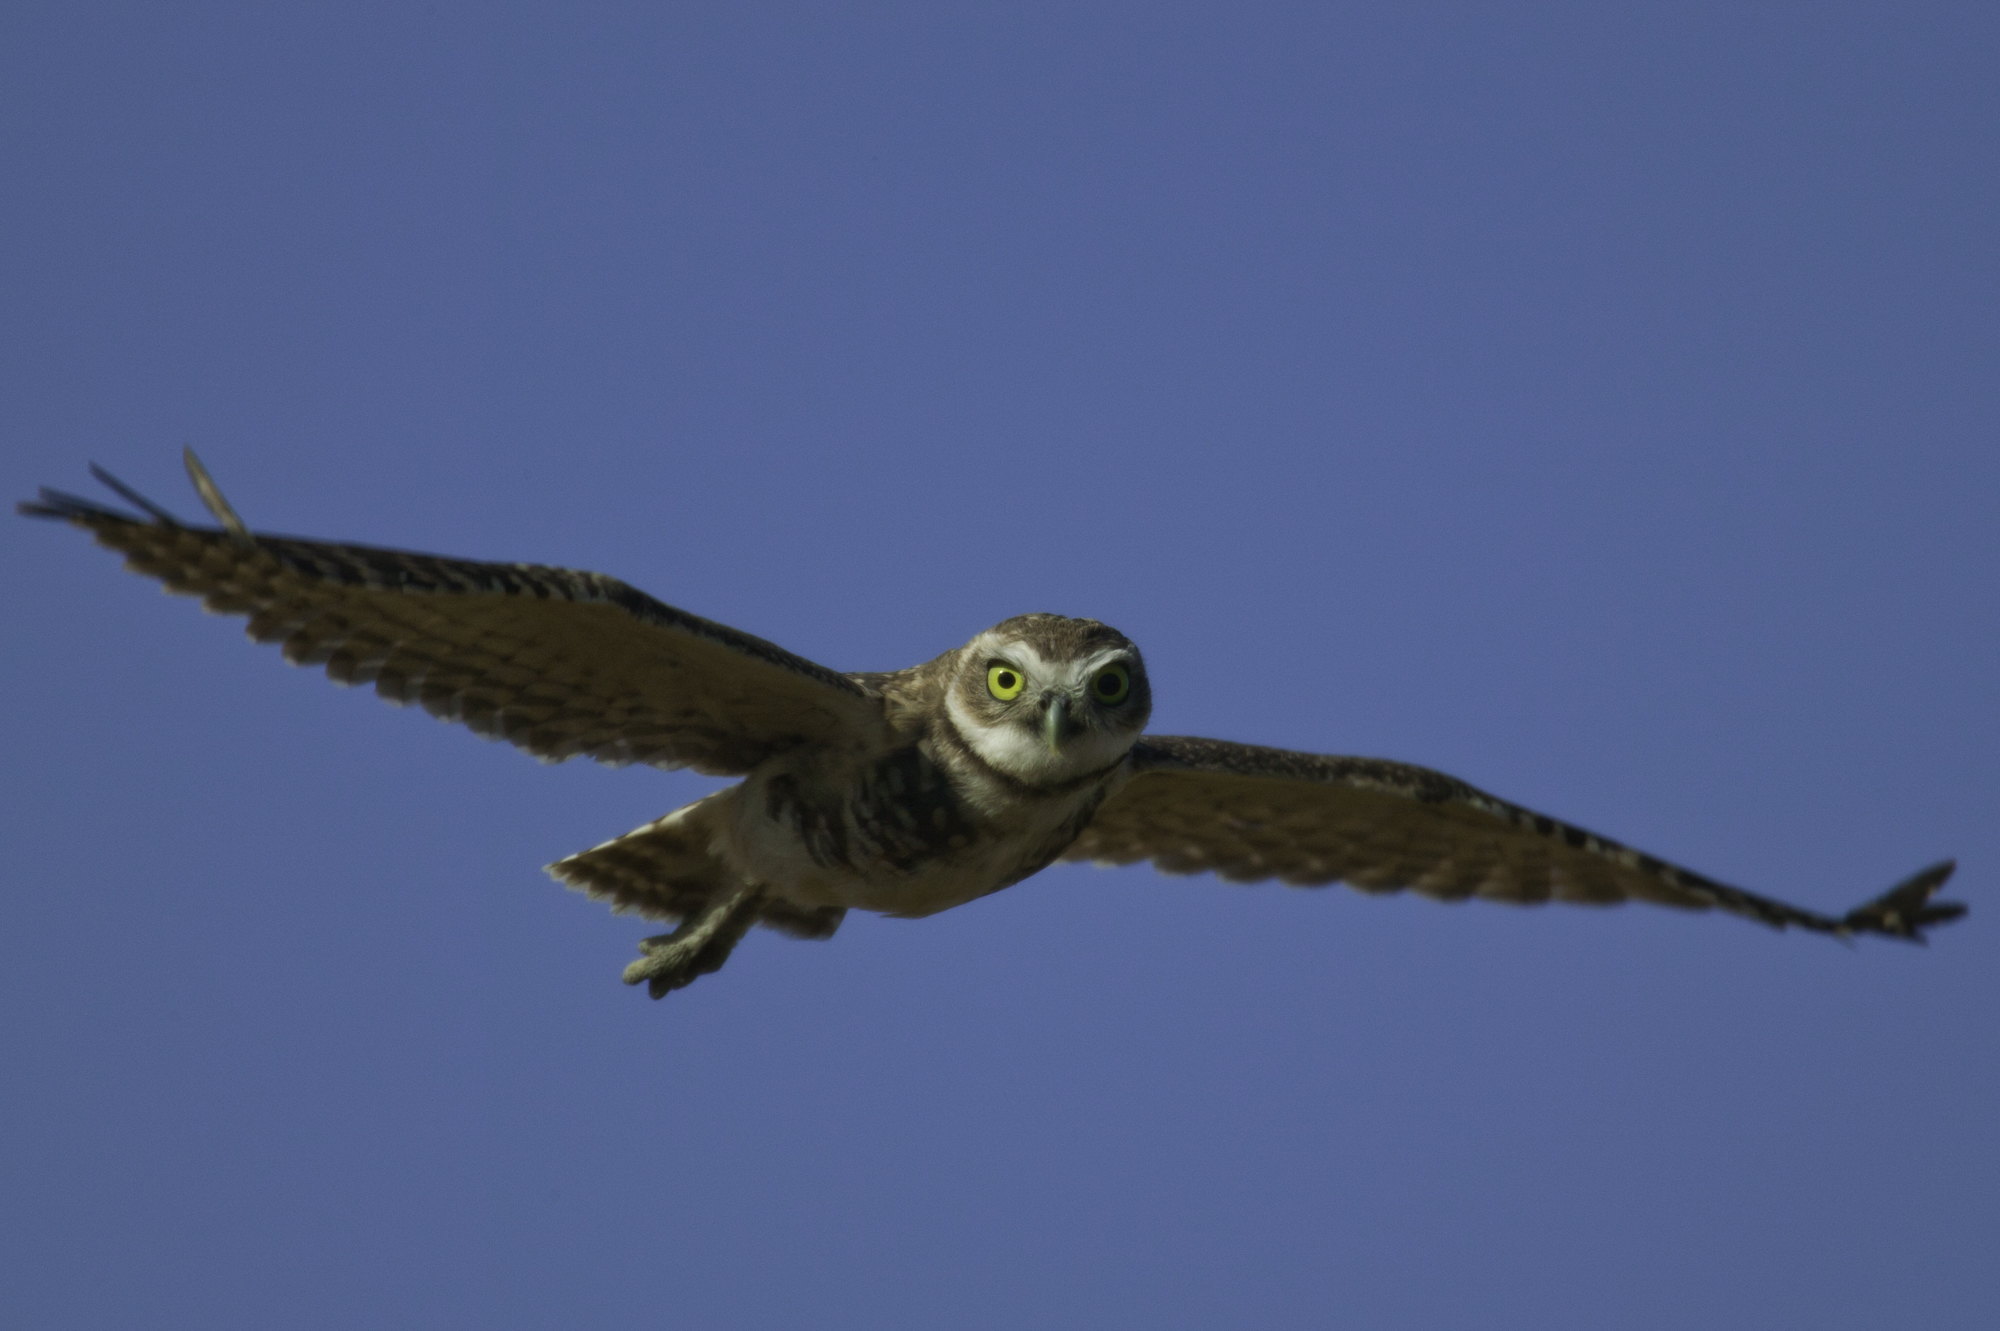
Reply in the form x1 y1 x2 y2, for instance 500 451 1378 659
22 453 1964 998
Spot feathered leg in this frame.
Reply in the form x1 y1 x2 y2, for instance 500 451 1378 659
622 882 764 998
549 793 844 998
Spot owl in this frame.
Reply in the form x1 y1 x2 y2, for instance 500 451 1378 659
22 453 1964 998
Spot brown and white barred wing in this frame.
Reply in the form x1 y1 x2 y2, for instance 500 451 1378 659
22 470 882 776
1065 735 1962 940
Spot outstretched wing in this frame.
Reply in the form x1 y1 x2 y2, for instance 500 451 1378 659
1065 735 1964 940
21 452 883 775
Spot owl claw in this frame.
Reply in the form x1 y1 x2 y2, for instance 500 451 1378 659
621 937 720 997
619 883 762 998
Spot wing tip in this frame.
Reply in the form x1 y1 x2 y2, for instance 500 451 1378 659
182 446 252 542
17 486 117 523
21 453 251 541
1839 859 1964 943
19 461 190 529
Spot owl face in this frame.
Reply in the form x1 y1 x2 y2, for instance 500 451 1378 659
943 614 1152 785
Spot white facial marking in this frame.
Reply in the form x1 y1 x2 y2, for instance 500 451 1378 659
945 633 1141 785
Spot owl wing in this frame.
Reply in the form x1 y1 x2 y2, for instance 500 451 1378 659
1064 735 1964 940
21 453 883 775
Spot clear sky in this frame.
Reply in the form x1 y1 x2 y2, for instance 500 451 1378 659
4 5 1995 1328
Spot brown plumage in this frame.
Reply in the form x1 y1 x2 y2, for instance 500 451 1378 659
1067 738 1961 936
20 452 1966 999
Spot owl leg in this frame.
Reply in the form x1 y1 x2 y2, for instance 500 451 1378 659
621 881 764 999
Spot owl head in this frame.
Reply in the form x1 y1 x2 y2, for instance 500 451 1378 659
944 613 1153 785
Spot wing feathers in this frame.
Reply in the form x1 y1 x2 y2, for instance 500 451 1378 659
21 462 883 776
182 447 251 539
1066 735 1964 940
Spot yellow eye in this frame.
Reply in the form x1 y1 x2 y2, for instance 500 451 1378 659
1092 664 1131 704
987 664 1026 701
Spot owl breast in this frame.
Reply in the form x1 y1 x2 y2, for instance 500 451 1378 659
722 738 1120 918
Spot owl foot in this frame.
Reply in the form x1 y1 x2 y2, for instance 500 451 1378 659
621 882 763 998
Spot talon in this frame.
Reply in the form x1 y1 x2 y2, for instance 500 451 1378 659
615 884 764 999
622 947 702 998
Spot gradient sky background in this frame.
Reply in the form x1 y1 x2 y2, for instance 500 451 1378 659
4 5 1995 1328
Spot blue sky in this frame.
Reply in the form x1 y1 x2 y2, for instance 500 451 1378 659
4 5 1995 1328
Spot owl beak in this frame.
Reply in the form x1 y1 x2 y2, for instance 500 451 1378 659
1043 695 1068 754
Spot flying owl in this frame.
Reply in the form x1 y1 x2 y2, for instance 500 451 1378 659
22 452 1966 998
